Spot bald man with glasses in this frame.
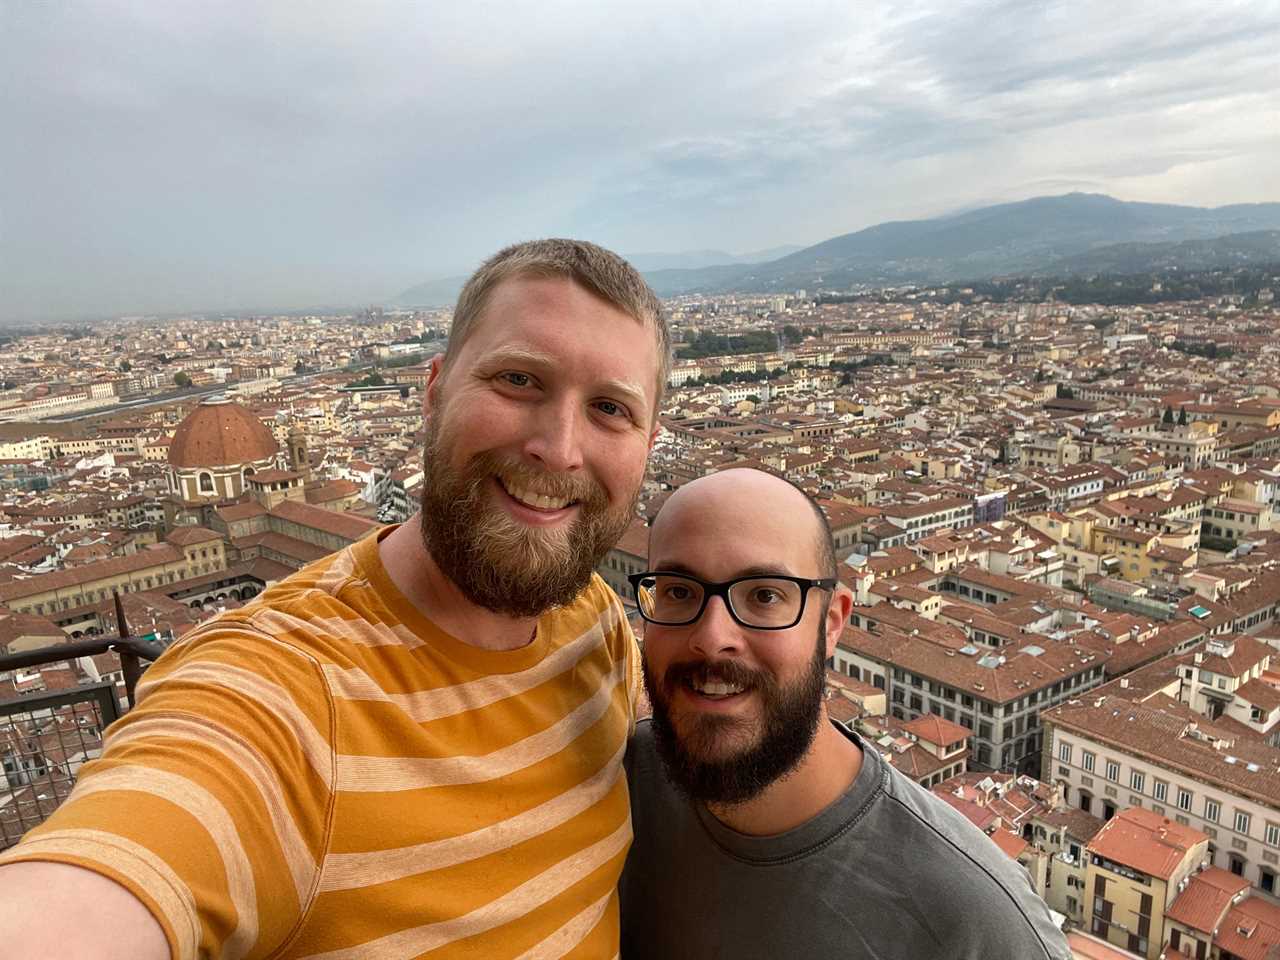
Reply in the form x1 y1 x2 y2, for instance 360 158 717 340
619 468 1070 960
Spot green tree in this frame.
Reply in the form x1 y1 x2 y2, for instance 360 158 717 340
119 360 131 373
1162 406 1174 424
174 372 192 388
1178 407 1188 426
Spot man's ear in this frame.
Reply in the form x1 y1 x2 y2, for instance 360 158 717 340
423 353 446 418
824 584 854 660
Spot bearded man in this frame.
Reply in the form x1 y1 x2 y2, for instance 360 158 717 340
620 469 1070 960
0 239 669 960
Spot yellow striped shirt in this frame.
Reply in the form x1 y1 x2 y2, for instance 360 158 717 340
0 526 642 959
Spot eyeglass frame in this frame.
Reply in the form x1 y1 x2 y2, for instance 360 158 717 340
626 570 838 631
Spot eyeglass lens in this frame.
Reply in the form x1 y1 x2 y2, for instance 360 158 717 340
637 575 804 627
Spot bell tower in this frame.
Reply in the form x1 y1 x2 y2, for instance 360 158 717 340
288 427 309 478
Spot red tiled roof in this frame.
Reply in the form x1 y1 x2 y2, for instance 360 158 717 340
1166 866 1248 934
1087 807 1206 880
989 829 1027 860
168 398 278 468
1217 894 1280 960
268 499 379 542
903 713 970 748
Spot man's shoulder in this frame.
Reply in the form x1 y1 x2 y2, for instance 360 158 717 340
875 761 1025 882
866 762 1068 958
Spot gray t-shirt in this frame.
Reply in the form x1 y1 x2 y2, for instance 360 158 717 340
621 719 1070 959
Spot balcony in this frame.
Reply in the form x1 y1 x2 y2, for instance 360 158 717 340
0 595 166 850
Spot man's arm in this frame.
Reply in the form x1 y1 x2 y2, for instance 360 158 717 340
0 626 336 960
0 862 169 960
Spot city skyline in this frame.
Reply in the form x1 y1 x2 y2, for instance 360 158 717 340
3 0 1279 322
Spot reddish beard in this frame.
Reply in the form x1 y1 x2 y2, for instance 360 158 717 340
418 411 637 618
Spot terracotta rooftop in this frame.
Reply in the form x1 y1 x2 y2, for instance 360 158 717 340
903 713 971 748
268 499 379 543
165 526 223 547
1087 806 1206 880
1165 866 1249 934
168 397 279 468
1045 689 1280 807
1217 894 1280 960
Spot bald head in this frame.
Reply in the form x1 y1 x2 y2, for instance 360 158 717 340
650 469 836 579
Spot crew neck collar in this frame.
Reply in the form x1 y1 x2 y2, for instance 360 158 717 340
693 724 887 864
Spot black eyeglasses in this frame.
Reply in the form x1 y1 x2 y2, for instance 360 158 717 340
627 571 837 630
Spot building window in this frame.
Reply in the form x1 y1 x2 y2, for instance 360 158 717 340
1235 811 1252 835
1082 751 1095 773
1105 760 1120 782
1265 822 1280 847
1130 770 1145 793
1178 788 1193 812
1059 742 1072 764
1154 780 1168 803
198 472 215 493
1205 798 1220 823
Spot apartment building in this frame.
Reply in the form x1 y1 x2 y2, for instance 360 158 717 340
1203 499 1275 547
836 625 1107 772
1086 806 1209 959
1172 635 1280 741
1042 694 1280 896
879 496 975 543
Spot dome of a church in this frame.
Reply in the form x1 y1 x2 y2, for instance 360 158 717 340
168 397 279 469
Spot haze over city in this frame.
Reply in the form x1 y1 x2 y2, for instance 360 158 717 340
3 0 1279 321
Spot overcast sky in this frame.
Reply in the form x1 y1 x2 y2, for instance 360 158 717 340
3 0 1278 322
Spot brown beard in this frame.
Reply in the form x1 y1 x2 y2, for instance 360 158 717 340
643 627 827 805
417 402 638 618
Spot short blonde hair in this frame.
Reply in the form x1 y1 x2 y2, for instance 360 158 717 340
443 239 671 415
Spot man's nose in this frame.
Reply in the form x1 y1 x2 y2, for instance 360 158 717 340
688 596 744 659
523 397 585 473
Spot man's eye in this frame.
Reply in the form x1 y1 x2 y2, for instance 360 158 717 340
499 372 532 388
660 585 693 601
750 589 784 605
594 399 630 419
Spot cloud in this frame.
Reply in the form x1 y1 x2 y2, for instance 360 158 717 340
1 0 1277 321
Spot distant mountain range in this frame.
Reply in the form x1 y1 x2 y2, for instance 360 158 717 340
392 194 1280 305
391 245 805 306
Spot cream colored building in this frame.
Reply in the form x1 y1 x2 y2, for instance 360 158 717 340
1085 806 1209 959
1043 694 1280 898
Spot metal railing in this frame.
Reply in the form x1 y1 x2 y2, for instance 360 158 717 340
0 591 167 848
0 683 121 849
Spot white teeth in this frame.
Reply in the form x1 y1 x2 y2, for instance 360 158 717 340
694 680 745 696
503 480 571 510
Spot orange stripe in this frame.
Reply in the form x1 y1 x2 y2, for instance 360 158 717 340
108 715 319 905
335 659 626 791
318 740 625 891
299 819 631 960
320 609 615 722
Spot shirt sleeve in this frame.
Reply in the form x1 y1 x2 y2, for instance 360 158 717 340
0 623 336 960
